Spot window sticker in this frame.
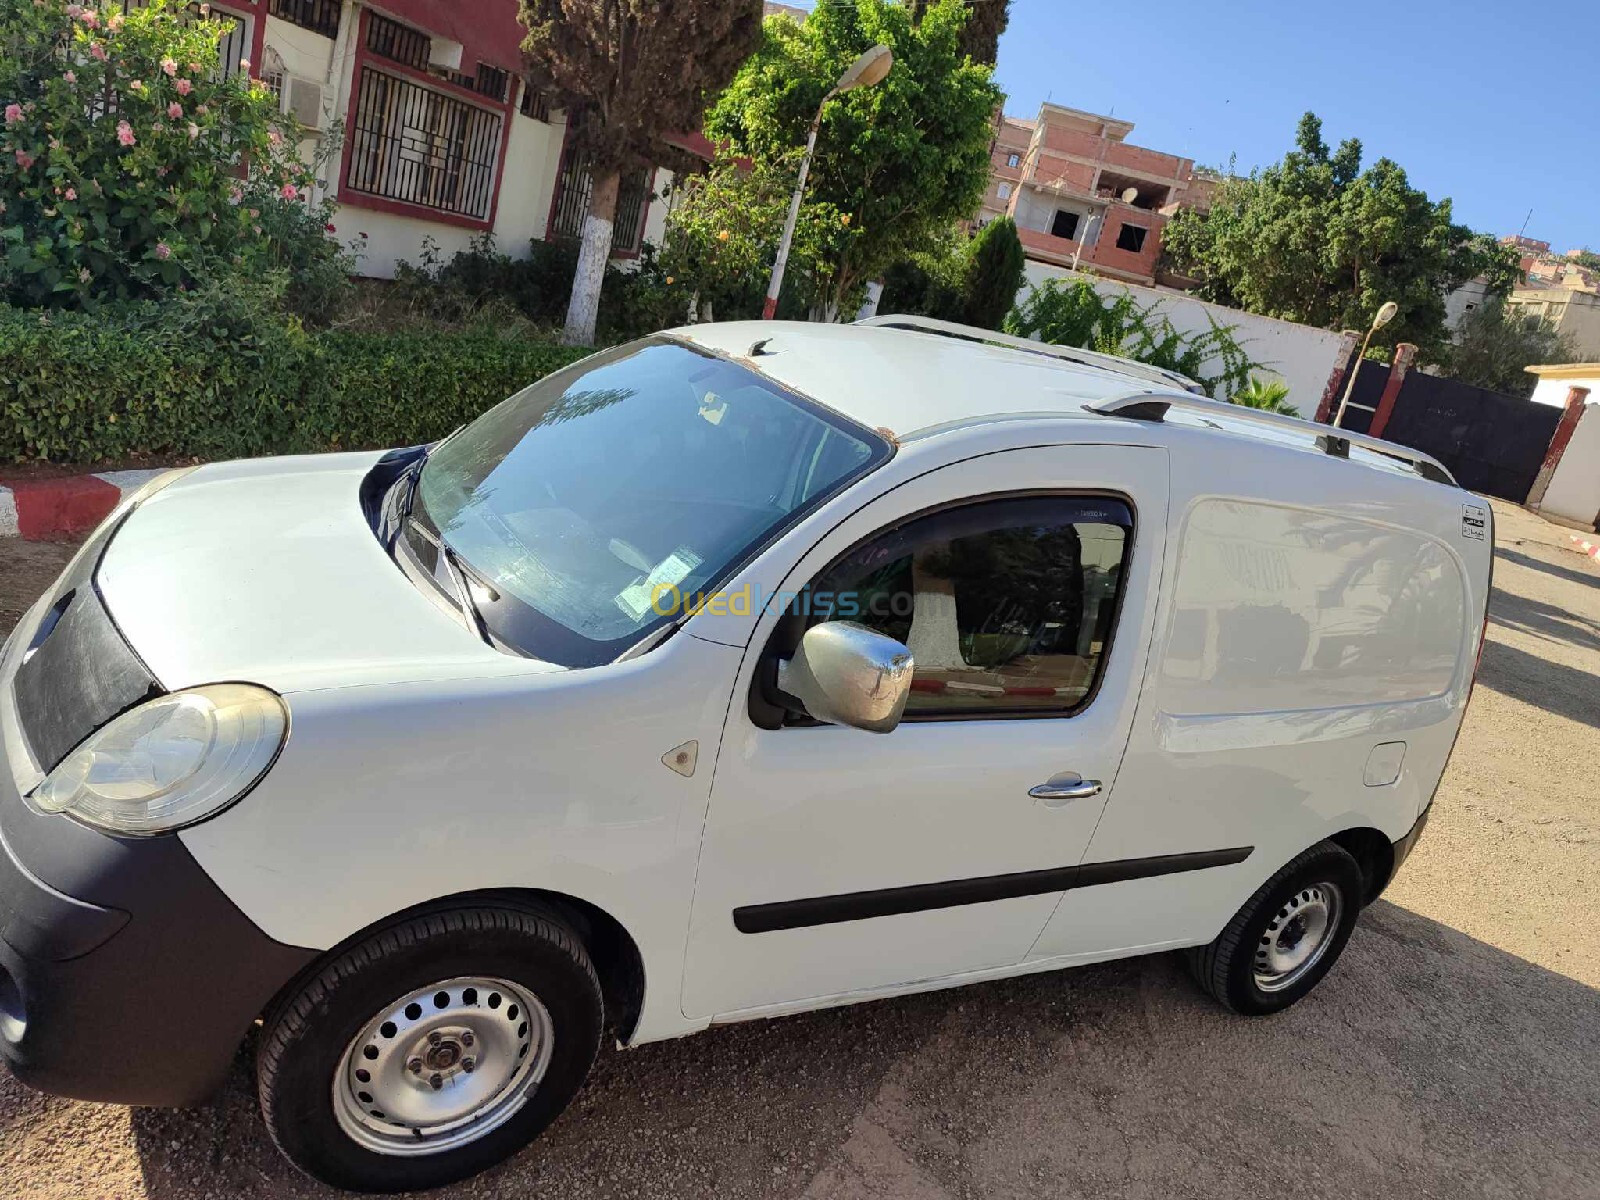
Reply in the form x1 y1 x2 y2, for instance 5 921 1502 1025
615 548 704 621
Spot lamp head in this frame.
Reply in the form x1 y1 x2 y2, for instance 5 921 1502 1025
1373 300 1399 330
835 45 893 94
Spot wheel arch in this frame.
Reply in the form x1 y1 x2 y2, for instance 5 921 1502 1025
1327 826 1396 906
261 887 647 1045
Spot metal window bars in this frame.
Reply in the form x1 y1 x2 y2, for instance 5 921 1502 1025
268 0 340 39
346 67 503 221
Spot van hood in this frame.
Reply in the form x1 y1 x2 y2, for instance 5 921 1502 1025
96 453 563 693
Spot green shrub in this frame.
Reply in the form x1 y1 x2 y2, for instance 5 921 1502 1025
0 0 336 311
1005 277 1262 398
391 234 681 345
0 295 590 462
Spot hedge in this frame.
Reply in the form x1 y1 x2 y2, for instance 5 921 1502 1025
0 304 592 462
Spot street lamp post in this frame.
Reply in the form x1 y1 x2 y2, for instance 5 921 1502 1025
762 44 893 320
1332 300 1399 428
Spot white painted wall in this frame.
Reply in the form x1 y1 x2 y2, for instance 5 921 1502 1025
1016 264 1346 407
1444 277 1495 332
492 106 567 253
1540 403 1600 529
1529 370 1600 407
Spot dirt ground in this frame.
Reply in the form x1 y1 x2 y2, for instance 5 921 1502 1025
1 499 1596 1200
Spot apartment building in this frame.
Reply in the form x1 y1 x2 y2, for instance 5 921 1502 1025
1507 285 1600 359
978 103 1207 286
207 0 685 277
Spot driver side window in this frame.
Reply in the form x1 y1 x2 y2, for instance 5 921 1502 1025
811 495 1132 716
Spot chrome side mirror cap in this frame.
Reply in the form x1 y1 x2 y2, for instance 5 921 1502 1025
777 621 915 734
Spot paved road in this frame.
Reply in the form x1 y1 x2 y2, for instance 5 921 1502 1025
2 500 1597 1200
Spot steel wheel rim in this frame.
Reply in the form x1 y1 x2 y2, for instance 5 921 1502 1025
333 976 553 1157
1253 883 1343 993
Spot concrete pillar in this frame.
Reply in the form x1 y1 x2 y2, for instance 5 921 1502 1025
1528 386 1592 511
1367 343 1418 440
1314 330 1362 424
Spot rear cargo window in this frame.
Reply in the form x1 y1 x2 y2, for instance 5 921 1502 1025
1158 500 1467 715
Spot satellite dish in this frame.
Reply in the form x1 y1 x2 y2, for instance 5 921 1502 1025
1120 187 1139 204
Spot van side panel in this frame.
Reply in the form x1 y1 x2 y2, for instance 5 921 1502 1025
1029 446 1489 964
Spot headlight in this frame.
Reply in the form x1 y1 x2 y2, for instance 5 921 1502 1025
27 684 287 836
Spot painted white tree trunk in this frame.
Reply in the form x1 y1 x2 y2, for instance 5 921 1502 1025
562 168 620 347
905 552 965 671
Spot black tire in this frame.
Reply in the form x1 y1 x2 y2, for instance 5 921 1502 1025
257 905 603 1193
1187 840 1363 1016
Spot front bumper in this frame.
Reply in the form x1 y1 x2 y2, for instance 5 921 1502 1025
0 768 316 1106
0 592 315 1107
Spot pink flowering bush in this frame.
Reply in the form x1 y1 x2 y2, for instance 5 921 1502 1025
0 0 340 311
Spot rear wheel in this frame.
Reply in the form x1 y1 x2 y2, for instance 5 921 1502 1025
1187 841 1363 1015
257 906 602 1193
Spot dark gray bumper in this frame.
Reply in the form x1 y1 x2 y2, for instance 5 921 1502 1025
0 766 315 1107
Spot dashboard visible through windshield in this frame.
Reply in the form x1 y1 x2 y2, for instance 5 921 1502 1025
405 338 892 666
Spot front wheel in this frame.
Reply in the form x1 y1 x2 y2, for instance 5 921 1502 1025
257 905 603 1193
1187 841 1363 1015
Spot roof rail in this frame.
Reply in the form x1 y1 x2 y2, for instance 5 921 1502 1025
1088 391 1459 487
856 313 1206 396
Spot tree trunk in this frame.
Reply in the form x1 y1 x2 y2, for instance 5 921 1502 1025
562 168 621 347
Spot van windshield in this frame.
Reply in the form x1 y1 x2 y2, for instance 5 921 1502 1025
409 339 891 666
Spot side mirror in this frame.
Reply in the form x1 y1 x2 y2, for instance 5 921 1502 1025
777 621 915 734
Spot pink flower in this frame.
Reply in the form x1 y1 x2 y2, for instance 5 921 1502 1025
200 2 210 13
251 224 261 235
187 122 199 140
116 119 134 146
176 78 192 96
63 70 76 84
227 186 242 204
268 128 282 147
188 62 201 74
155 242 171 260
129 79 144 92
89 41 107 61
64 187 76 200
325 223 336 233
79 9 99 28
107 11 122 29
65 3 83 16
167 101 183 119
14 150 34 169
3 103 21 125
160 57 177 77
239 58 250 71
248 207 259 218
280 183 298 201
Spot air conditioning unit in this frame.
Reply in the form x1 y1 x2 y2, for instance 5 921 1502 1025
283 75 324 131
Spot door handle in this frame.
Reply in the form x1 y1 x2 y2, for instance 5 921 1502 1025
1029 775 1103 807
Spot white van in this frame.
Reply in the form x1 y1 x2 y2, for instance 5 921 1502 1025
0 317 1491 1192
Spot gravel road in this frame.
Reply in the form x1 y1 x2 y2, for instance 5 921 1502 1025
1 499 1596 1200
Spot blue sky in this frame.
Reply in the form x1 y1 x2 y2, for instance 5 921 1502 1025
792 0 1600 253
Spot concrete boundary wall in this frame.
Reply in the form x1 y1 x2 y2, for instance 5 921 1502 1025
1018 262 1347 409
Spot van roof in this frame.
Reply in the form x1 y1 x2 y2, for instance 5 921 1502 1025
670 318 1456 488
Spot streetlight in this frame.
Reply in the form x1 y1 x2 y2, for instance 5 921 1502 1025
1332 300 1399 428
762 44 893 320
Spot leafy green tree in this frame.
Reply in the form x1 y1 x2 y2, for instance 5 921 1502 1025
658 150 850 321
1433 298 1575 398
519 0 765 346
910 0 1010 65
0 0 321 310
960 215 1024 328
1005 276 1262 398
705 0 1000 319
1163 113 1519 358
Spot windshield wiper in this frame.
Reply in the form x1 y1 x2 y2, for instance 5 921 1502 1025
438 542 492 646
